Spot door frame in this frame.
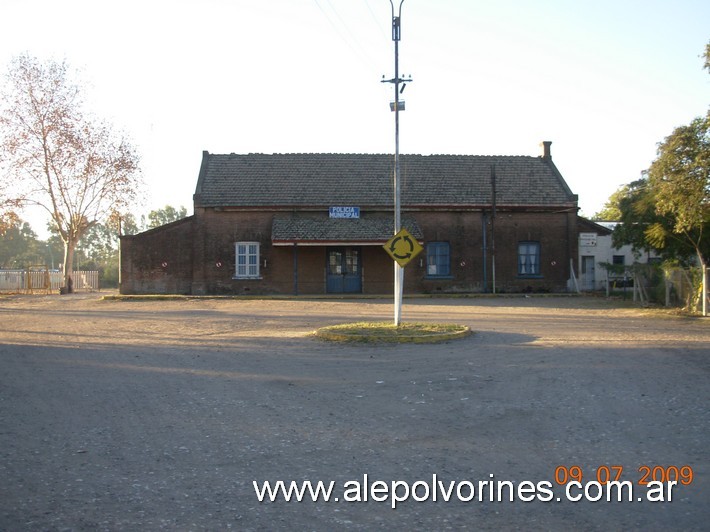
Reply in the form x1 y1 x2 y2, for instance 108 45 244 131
326 246 362 293
581 255 596 291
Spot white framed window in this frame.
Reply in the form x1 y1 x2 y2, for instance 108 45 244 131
235 242 260 279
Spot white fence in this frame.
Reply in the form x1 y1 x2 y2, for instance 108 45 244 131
0 269 99 293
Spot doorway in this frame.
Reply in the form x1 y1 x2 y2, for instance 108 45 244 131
326 247 362 293
581 256 596 291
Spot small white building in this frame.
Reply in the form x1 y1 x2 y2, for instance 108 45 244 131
577 219 659 291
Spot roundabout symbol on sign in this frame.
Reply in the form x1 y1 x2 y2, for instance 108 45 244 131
383 228 423 267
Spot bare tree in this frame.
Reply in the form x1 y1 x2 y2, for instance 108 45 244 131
0 54 142 290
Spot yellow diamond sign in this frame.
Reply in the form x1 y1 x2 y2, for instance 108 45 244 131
383 228 423 267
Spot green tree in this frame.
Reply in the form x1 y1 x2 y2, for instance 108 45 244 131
0 55 142 291
78 222 117 266
146 205 188 229
644 111 710 268
70 212 141 287
44 233 64 270
614 42 710 269
612 179 658 252
0 219 38 268
593 184 629 221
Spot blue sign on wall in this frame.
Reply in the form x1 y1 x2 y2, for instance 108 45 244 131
329 206 360 219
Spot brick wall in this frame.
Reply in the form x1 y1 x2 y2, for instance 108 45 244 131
406 209 576 294
120 217 194 294
121 207 578 295
191 209 274 294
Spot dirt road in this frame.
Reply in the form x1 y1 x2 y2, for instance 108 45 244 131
1 294 708 530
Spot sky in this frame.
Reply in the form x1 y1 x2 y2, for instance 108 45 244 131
1 0 708 235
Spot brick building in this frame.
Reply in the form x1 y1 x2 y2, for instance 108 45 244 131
120 142 580 295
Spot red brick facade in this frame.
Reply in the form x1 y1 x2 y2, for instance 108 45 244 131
121 207 578 295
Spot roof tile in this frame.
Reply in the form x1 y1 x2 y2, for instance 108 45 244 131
272 215 423 243
194 153 577 208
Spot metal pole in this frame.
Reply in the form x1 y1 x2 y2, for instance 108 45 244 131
381 1 411 325
703 264 707 317
482 212 487 291
393 6 402 325
117 216 122 290
293 242 299 296
490 165 497 294
391 0 404 325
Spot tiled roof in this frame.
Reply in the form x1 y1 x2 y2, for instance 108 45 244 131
194 152 577 209
272 215 423 244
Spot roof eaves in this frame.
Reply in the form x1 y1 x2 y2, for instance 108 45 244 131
193 150 212 207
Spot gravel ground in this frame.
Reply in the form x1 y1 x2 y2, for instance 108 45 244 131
0 293 708 531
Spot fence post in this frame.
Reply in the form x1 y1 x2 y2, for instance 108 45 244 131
703 265 707 317
569 258 580 293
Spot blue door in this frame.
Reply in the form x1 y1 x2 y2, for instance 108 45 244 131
326 247 362 293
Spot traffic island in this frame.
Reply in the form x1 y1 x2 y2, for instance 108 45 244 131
314 321 471 344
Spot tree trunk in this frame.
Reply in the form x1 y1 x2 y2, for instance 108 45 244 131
62 238 75 293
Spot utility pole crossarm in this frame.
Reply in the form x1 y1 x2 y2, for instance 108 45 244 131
380 75 413 85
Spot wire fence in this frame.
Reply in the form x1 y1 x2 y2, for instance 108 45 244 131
627 264 708 316
662 266 708 315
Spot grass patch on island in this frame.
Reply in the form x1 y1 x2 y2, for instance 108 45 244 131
314 321 471 344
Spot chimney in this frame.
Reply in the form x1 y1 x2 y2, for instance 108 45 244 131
540 141 552 160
